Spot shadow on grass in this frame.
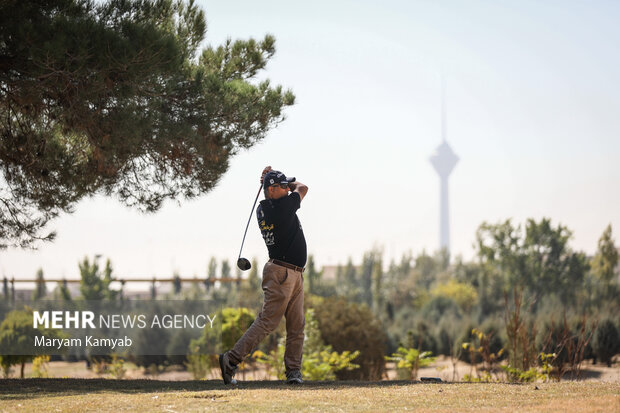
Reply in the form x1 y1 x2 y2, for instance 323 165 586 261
0 379 430 401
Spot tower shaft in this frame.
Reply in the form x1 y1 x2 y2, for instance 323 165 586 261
440 176 450 250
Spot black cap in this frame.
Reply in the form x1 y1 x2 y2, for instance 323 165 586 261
263 170 296 189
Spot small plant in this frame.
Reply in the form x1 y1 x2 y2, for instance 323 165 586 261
565 315 597 379
504 289 538 372
302 349 360 381
254 341 286 380
146 363 163 376
254 309 361 381
185 353 213 380
463 371 494 383
541 313 596 381
31 355 50 378
92 359 108 375
462 328 504 381
501 352 556 383
500 365 538 383
385 347 436 380
539 352 556 381
108 355 126 379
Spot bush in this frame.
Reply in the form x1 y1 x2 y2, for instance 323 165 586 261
0 309 41 378
31 355 50 378
458 322 504 365
420 296 462 322
166 329 194 366
313 297 386 380
221 308 255 350
302 309 359 380
132 325 170 369
435 314 467 357
185 354 216 380
430 279 478 313
109 355 126 379
593 319 619 367
537 315 596 380
254 309 360 381
406 321 438 356
190 307 256 357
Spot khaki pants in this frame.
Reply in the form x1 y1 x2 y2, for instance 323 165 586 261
228 261 305 372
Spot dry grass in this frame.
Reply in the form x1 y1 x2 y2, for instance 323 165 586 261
0 379 618 412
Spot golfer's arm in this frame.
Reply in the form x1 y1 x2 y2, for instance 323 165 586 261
290 181 308 201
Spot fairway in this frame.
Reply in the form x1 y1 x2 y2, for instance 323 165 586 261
0 379 618 412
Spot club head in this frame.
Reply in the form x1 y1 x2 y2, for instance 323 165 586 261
237 257 251 271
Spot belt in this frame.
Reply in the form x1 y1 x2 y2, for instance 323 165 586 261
269 259 305 273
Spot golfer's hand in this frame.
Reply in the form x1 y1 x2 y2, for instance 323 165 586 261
260 166 272 184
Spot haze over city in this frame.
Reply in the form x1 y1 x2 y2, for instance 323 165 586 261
1 0 619 280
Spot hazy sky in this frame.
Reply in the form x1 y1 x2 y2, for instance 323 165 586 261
2 0 619 280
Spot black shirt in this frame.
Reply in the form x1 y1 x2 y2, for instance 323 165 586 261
256 192 307 267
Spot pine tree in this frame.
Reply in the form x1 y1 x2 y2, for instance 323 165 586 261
238 258 262 310
173 272 182 295
371 259 383 315
0 0 295 248
220 259 233 300
336 258 358 302
206 257 217 291
305 255 320 295
79 256 117 300
2 278 8 299
53 281 72 301
32 268 46 301
248 258 260 293
591 224 619 300
591 224 618 284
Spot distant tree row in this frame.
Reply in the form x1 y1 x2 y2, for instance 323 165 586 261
304 219 619 378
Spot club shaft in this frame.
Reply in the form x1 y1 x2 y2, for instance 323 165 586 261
238 185 262 259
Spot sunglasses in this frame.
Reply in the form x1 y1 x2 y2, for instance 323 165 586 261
271 183 289 189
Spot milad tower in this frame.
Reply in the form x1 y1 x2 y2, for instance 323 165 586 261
429 81 459 253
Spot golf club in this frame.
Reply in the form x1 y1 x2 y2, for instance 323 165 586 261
237 185 262 271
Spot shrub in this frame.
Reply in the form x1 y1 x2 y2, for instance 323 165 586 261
406 322 438 356
254 309 360 381
132 316 171 369
0 309 39 378
221 308 256 350
190 307 256 356
430 279 478 313
420 296 462 322
538 314 596 380
593 319 619 367
253 344 285 380
461 328 505 381
501 352 556 383
185 353 216 380
166 329 194 366
313 297 386 380
109 355 126 379
458 323 504 365
31 355 50 378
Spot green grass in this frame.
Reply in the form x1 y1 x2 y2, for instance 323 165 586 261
0 379 618 412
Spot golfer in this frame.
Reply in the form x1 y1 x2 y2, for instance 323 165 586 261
220 166 308 384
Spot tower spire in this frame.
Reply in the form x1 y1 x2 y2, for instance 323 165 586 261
430 78 458 253
441 75 447 143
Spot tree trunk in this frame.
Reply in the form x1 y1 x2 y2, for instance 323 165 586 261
20 362 25 378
